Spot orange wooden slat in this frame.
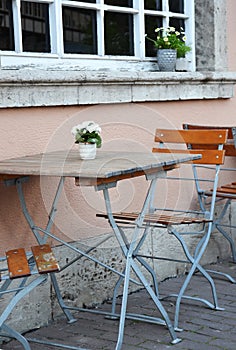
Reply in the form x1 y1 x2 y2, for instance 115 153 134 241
6 248 31 279
31 245 60 274
154 129 228 145
216 187 236 195
152 148 225 165
182 124 236 156
221 183 236 190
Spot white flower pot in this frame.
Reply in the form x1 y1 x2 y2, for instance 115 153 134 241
79 143 96 160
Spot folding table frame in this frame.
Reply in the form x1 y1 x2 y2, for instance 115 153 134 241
0 151 201 349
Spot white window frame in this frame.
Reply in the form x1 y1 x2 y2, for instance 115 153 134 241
1 0 195 71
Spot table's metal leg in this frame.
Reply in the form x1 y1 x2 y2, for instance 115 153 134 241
16 177 65 245
15 177 141 329
101 178 181 347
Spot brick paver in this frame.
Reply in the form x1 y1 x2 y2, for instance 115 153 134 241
2 261 236 350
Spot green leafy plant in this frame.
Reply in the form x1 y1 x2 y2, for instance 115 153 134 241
146 26 191 58
71 121 102 148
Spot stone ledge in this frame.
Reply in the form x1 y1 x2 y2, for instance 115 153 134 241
0 69 236 107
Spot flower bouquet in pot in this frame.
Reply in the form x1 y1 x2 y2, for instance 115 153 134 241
71 121 102 159
145 26 191 71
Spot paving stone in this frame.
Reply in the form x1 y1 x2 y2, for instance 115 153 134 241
2 260 236 350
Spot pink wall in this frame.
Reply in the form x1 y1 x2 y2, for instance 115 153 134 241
0 0 236 254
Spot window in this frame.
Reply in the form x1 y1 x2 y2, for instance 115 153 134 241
21 1 50 52
0 0 195 70
0 0 14 50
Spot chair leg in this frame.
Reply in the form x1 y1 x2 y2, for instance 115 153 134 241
215 199 236 263
166 227 223 330
0 275 47 349
1 324 31 350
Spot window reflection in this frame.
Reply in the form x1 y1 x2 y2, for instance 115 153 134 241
71 0 96 3
169 18 184 32
63 7 97 54
144 0 162 11
169 0 184 13
105 12 134 56
0 0 14 51
105 0 133 7
145 16 162 57
21 2 50 52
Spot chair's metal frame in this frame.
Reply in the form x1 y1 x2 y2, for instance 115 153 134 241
100 129 228 332
183 124 236 282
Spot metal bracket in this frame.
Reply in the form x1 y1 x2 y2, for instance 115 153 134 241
145 170 166 181
232 127 236 148
4 176 29 187
95 181 117 191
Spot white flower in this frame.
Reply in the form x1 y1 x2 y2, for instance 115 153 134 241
71 125 79 136
71 120 102 147
87 122 101 134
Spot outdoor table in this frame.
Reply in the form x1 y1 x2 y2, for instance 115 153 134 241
0 150 201 349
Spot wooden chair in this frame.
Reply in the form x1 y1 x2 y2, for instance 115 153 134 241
183 124 236 269
97 128 228 331
0 244 59 349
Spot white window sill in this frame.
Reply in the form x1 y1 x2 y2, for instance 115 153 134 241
0 69 236 108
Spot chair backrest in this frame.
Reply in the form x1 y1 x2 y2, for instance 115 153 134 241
183 124 236 157
152 128 228 165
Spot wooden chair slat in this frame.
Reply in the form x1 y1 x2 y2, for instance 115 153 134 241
221 183 236 190
183 124 236 156
154 129 228 145
152 148 225 165
31 244 60 274
97 212 211 226
6 248 31 279
216 187 236 195
183 124 235 140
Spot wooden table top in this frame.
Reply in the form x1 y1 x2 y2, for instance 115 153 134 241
0 150 201 185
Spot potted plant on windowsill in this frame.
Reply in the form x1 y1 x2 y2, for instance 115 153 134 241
145 26 191 72
71 121 102 160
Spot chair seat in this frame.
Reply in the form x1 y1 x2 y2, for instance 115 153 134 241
5 244 59 280
204 182 236 199
97 212 212 226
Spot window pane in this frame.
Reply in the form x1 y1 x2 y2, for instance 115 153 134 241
144 0 162 10
169 0 184 14
105 12 134 56
69 0 96 3
63 7 97 54
21 2 50 52
0 0 14 50
145 15 162 57
105 0 133 7
169 18 184 32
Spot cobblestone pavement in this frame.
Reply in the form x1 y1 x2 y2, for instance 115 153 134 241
2 261 236 350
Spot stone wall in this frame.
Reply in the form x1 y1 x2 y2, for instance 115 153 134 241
195 0 227 71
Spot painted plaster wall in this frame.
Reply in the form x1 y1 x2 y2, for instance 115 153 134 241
0 99 236 254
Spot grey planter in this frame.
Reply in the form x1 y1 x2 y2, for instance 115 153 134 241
157 49 177 71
